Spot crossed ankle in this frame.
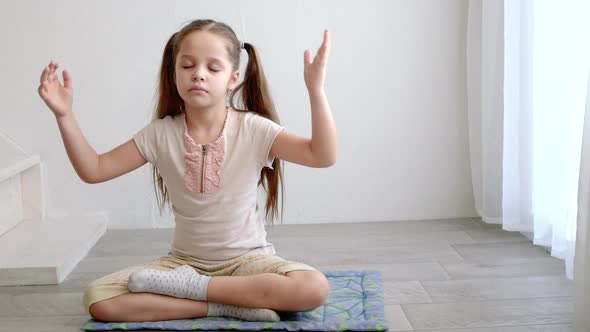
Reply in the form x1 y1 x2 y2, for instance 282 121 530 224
127 265 210 301
207 302 280 322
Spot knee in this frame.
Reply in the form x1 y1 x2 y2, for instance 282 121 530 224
85 284 121 322
88 300 114 322
309 272 330 307
297 271 330 310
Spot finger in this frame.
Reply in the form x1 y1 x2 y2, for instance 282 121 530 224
323 29 331 58
315 29 331 63
63 69 72 89
38 80 48 95
40 65 49 84
41 60 53 83
51 62 60 82
304 49 312 66
52 63 60 83
50 62 58 78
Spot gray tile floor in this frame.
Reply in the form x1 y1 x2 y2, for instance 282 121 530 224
0 218 575 331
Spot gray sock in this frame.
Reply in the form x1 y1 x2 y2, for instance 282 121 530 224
127 265 210 301
207 302 280 322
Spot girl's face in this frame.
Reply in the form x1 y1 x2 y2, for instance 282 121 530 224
175 31 239 110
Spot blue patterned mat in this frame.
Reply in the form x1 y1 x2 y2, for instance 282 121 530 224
82 270 388 331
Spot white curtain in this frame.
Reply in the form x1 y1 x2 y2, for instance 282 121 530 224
467 1 590 330
466 0 504 225
467 0 590 270
575 69 590 331
501 0 534 234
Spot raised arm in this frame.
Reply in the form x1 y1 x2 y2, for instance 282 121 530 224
38 60 147 184
269 29 337 168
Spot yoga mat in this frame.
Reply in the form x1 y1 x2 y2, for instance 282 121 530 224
82 270 389 331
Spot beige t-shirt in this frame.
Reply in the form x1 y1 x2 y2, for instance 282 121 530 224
132 107 284 262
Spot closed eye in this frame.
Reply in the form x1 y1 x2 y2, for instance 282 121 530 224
181 66 220 72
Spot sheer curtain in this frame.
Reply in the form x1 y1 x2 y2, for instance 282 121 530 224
467 0 589 271
575 69 590 332
466 0 504 226
467 0 590 330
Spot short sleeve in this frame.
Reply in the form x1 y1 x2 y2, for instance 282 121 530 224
132 119 162 165
247 113 285 169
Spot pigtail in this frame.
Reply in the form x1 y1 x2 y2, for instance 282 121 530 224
229 43 285 226
151 32 182 214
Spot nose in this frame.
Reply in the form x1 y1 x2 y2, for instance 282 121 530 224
192 68 205 81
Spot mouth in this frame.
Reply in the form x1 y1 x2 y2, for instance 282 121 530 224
189 87 208 93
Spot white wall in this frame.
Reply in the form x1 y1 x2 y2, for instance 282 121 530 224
0 0 476 228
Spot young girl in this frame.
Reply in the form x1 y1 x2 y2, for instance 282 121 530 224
37 19 336 323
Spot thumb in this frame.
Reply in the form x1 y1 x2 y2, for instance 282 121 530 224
303 49 312 66
63 69 72 89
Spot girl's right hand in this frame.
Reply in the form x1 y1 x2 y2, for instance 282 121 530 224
38 60 73 118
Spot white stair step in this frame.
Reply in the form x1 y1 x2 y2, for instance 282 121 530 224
0 215 107 286
0 163 46 237
0 155 39 183
0 131 47 237
0 132 40 183
0 174 23 236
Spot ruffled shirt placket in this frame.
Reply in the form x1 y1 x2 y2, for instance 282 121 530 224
183 109 228 193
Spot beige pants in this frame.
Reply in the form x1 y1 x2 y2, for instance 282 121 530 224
83 252 317 314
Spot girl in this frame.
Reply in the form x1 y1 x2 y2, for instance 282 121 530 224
37 19 336 323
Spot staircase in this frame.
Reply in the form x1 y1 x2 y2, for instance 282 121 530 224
0 132 106 286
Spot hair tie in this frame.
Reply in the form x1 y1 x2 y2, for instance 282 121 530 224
240 40 245 50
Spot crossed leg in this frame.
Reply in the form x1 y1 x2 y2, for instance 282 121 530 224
88 270 329 322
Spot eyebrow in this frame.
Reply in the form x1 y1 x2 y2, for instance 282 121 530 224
179 54 224 64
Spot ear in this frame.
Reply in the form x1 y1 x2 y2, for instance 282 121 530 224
227 70 240 91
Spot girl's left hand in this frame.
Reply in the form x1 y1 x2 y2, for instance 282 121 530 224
304 29 331 94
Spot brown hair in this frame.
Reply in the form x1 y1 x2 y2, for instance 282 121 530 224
150 19 284 225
